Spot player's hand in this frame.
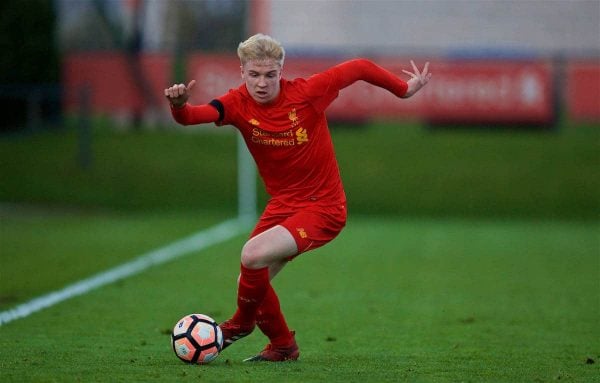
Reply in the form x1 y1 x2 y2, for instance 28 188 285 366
401 61 431 98
164 80 196 108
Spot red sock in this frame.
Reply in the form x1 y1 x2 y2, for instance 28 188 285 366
232 264 270 327
256 285 293 347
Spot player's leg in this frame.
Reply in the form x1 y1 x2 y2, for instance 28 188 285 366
244 204 347 362
240 225 298 268
250 283 299 362
222 257 290 349
222 203 347 360
233 225 297 328
240 229 300 362
255 259 292 345
220 225 297 350
252 248 289 349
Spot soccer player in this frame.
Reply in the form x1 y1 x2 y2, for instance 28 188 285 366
164 34 431 362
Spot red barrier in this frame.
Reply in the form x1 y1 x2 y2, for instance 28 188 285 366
566 61 600 122
188 54 555 124
63 52 171 115
415 60 555 124
64 53 600 125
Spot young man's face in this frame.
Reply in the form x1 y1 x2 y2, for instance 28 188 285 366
241 59 282 104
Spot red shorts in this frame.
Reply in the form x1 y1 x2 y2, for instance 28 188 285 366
250 199 347 257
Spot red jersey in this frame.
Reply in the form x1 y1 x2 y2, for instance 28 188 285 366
172 59 408 208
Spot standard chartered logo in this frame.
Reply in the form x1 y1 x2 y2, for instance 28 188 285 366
251 127 295 147
248 108 310 147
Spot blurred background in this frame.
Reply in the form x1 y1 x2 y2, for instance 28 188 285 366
1 0 599 219
1 2 598 379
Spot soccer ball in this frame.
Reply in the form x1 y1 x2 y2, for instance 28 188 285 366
171 314 223 364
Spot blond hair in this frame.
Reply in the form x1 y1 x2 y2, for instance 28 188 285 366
237 34 285 67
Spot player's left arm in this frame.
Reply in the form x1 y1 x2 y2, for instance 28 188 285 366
327 58 431 98
303 58 431 111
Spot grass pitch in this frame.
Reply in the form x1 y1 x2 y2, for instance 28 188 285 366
0 210 598 382
2 121 598 219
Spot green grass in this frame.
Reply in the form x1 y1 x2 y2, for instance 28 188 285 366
1 210 598 382
1 120 598 380
0 126 239 213
0 207 231 308
1 121 598 219
334 123 599 219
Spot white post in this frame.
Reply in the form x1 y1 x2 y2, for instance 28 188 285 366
237 133 257 223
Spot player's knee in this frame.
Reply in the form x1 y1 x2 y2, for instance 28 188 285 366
240 240 265 269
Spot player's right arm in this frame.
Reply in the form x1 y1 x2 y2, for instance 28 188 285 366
164 80 220 125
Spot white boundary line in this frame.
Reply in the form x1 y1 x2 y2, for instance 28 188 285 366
0 217 251 327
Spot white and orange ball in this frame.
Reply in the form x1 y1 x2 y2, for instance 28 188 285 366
171 314 223 364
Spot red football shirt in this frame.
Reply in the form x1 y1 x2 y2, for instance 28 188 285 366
172 59 408 208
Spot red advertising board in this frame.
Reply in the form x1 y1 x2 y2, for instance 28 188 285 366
566 61 600 122
413 60 555 124
63 52 171 115
187 54 555 125
61 53 570 125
